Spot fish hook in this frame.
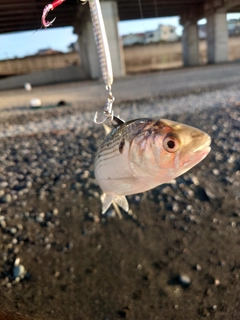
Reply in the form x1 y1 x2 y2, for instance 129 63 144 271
41 0 66 28
42 4 55 27
42 0 87 28
94 86 115 125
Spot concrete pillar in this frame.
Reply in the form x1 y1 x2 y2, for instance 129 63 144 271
182 21 199 66
207 12 228 64
76 9 100 79
101 1 125 77
75 1 125 80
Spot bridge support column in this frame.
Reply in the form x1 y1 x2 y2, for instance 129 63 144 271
182 21 199 66
207 12 228 63
74 1 125 80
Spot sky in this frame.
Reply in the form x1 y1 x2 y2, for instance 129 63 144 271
0 13 239 60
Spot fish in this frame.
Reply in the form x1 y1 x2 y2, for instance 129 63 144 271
94 118 211 213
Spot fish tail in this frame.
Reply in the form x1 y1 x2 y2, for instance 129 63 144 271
101 193 129 214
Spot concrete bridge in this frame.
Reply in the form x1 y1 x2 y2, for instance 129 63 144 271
1 0 240 82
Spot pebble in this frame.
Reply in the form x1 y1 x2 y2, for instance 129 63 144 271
10 227 17 235
196 264 202 271
13 264 26 279
212 169 220 175
24 83 32 91
0 220 7 229
14 258 20 266
30 98 41 108
0 193 12 204
214 279 220 286
53 208 58 216
17 224 23 231
179 274 191 287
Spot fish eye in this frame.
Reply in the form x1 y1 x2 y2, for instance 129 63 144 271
163 134 180 153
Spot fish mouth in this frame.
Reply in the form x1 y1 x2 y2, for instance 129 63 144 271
193 136 211 153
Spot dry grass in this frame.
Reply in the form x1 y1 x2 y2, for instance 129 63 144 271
124 37 240 73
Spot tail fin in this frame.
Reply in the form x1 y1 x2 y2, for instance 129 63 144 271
101 193 129 214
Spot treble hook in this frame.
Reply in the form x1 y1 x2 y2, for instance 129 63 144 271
41 0 66 28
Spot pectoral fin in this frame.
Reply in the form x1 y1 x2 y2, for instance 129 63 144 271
101 193 129 214
114 196 129 212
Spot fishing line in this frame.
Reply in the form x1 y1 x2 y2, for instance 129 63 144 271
137 0 144 19
137 0 147 35
153 0 159 17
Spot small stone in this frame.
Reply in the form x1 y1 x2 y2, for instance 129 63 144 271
30 98 41 108
24 82 32 91
172 202 179 212
0 220 6 229
212 125 218 131
26 181 32 188
10 227 17 235
0 193 12 204
214 279 220 286
14 258 20 266
44 237 50 244
53 208 58 216
66 242 73 250
13 264 26 279
205 188 216 200
179 274 191 287
36 216 44 223
135 195 141 202
196 264 202 271
14 277 21 283
191 176 199 186
212 169 220 175
17 224 23 231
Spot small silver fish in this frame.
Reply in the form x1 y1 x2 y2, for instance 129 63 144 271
94 118 211 213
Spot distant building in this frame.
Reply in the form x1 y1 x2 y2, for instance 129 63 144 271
198 19 240 39
122 33 145 46
228 19 240 36
145 25 178 43
36 48 63 55
198 24 207 39
122 25 178 46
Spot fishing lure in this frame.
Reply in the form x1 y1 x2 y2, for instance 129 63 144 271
41 0 122 125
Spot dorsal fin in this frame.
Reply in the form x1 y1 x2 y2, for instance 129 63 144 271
103 123 112 136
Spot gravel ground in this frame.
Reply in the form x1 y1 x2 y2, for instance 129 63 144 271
0 66 240 319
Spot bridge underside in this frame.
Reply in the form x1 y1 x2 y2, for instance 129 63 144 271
1 0 240 34
1 0 240 85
